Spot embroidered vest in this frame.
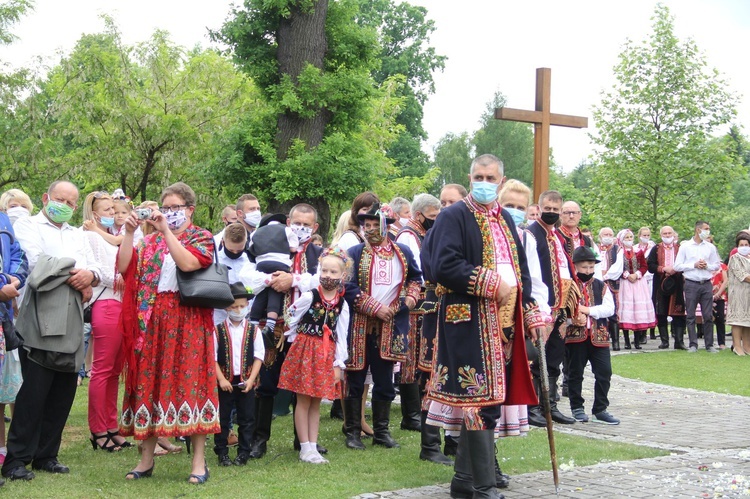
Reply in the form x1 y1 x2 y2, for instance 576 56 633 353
565 279 609 347
215 321 256 380
298 289 343 341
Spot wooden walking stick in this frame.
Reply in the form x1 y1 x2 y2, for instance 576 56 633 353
536 334 560 495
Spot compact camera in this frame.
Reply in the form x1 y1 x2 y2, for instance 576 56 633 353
135 208 152 220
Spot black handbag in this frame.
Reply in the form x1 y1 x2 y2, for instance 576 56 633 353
176 247 235 309
1 302 22 351
83 287 106 323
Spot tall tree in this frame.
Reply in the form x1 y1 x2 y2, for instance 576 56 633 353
590 4 741 231
212 0 402 236
433 131 472 189
43 20 254 222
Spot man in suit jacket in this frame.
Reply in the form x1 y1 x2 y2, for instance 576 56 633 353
2 181 101 482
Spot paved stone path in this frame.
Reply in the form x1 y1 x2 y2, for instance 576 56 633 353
355 337 750 498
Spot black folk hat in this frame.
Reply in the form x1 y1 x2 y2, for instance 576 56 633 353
356 202 396 225
258 212 287 228
572 246 601 264
229 281 253 299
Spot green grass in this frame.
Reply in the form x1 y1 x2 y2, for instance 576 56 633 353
1 385 666 498
612 348 750 397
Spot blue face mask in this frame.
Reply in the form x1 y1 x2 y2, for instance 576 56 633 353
505 207 525 227
99 216 115 228
472 181 499 204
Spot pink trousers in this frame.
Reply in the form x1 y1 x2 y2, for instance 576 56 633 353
88 299 124 434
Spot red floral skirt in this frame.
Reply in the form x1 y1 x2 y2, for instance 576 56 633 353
279 333 339 400
119 292 219 439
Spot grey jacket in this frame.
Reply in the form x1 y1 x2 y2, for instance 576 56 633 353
16 255 84 370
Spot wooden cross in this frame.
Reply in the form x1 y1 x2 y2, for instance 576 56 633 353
495 68 588 202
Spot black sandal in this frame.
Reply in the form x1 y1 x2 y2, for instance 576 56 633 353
90 432 121 452
188 461 209 484
125 463 154 480
107 430 133 448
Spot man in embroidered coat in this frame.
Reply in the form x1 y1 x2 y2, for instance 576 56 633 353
647 226 687 350
525 190 578 427
422 154 544 499
395 193 451 465
566 247 619 425
240 203 323 460
343 203 422 451
598 227 623 350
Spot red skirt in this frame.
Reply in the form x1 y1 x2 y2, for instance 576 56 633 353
119 292 219 439
279 333 339 400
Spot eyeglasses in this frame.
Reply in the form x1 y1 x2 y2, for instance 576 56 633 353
159 204 188 213
562 211 581 216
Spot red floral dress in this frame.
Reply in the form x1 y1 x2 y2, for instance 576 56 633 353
119 225 220 439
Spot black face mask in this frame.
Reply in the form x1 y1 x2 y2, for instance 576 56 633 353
224 246 244 260
540 211 560 226
576 271 594 283
421 216 435 231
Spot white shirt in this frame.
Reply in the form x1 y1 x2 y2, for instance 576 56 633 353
284 291 349 369
336 231 362 252
395 230 422 274
249 222 299 267
239 246 317 305
14 212 101 301
601 248 624 281
213 319 265 375
84 231 121 302
673 238 721 282
370 249 404 306
517 229 551 317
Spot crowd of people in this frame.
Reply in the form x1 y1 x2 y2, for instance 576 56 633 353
0 154 746 497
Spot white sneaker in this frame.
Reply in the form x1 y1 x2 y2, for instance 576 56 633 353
299 449 318 463
687 346 697 353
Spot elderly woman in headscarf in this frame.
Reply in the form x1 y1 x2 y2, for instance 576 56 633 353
616 229 656 349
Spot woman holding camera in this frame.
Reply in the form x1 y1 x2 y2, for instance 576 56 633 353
81 191 131 452
118 182 219 484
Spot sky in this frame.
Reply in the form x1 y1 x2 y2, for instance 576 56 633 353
3 0 750 172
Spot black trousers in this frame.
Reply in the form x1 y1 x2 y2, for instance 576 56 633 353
249 260 290 321
2 348 78 472
215 375 255 456
256 342 289 398
566 340 612 415
530 323 564 379
714 299 726 346
346 332 396 402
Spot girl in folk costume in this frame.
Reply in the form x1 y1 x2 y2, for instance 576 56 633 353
636 227 656 344
278 247 351 464
616 229 656 349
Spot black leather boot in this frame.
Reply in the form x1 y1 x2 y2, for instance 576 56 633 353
444 434 458 456
527 377 547 427
494 447 510 489
609 321 620 351
248 396 273 459
649 328 656 340
623 330 631 349
466 430 504 499
450 425 473 499
371 400 399 448
673 326 688 350
549 377 576 424
330 398 344 420
343 398 366 450
399 383 422 432
634 331 642 349
658 325 670 349
420 411 453 465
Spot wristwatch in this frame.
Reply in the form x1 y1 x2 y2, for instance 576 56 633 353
90 270 101 288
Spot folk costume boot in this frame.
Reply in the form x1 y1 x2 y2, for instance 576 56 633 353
494 446 510 489
658 325 670 349
444 434 458 456
419 411 453 465
466 430 504 499
330 399 344 420
609 322 620 351
248 396 274 459
649 328 657 340
623 331 632 350
398 383 422 432
673 326 688 350
548 377 576 425
634 331 642 350
371 400 400 448
450 425 473 499
343 398 366 450
527 377 547 428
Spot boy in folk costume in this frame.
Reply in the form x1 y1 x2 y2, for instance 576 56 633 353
566 247 620 425
343 203 422 451
213 282 265 466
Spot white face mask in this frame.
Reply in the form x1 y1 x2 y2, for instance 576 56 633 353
699 229 710 240
244 210 262 228
738 246 750 257
228 307 248 322
399 217 409 226
622 240 634 248
6 206 30 224
661 236 674 245
640 237 650 244
290 224 313 243
600 236 614 246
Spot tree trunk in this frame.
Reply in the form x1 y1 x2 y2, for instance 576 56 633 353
275 0 331 159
